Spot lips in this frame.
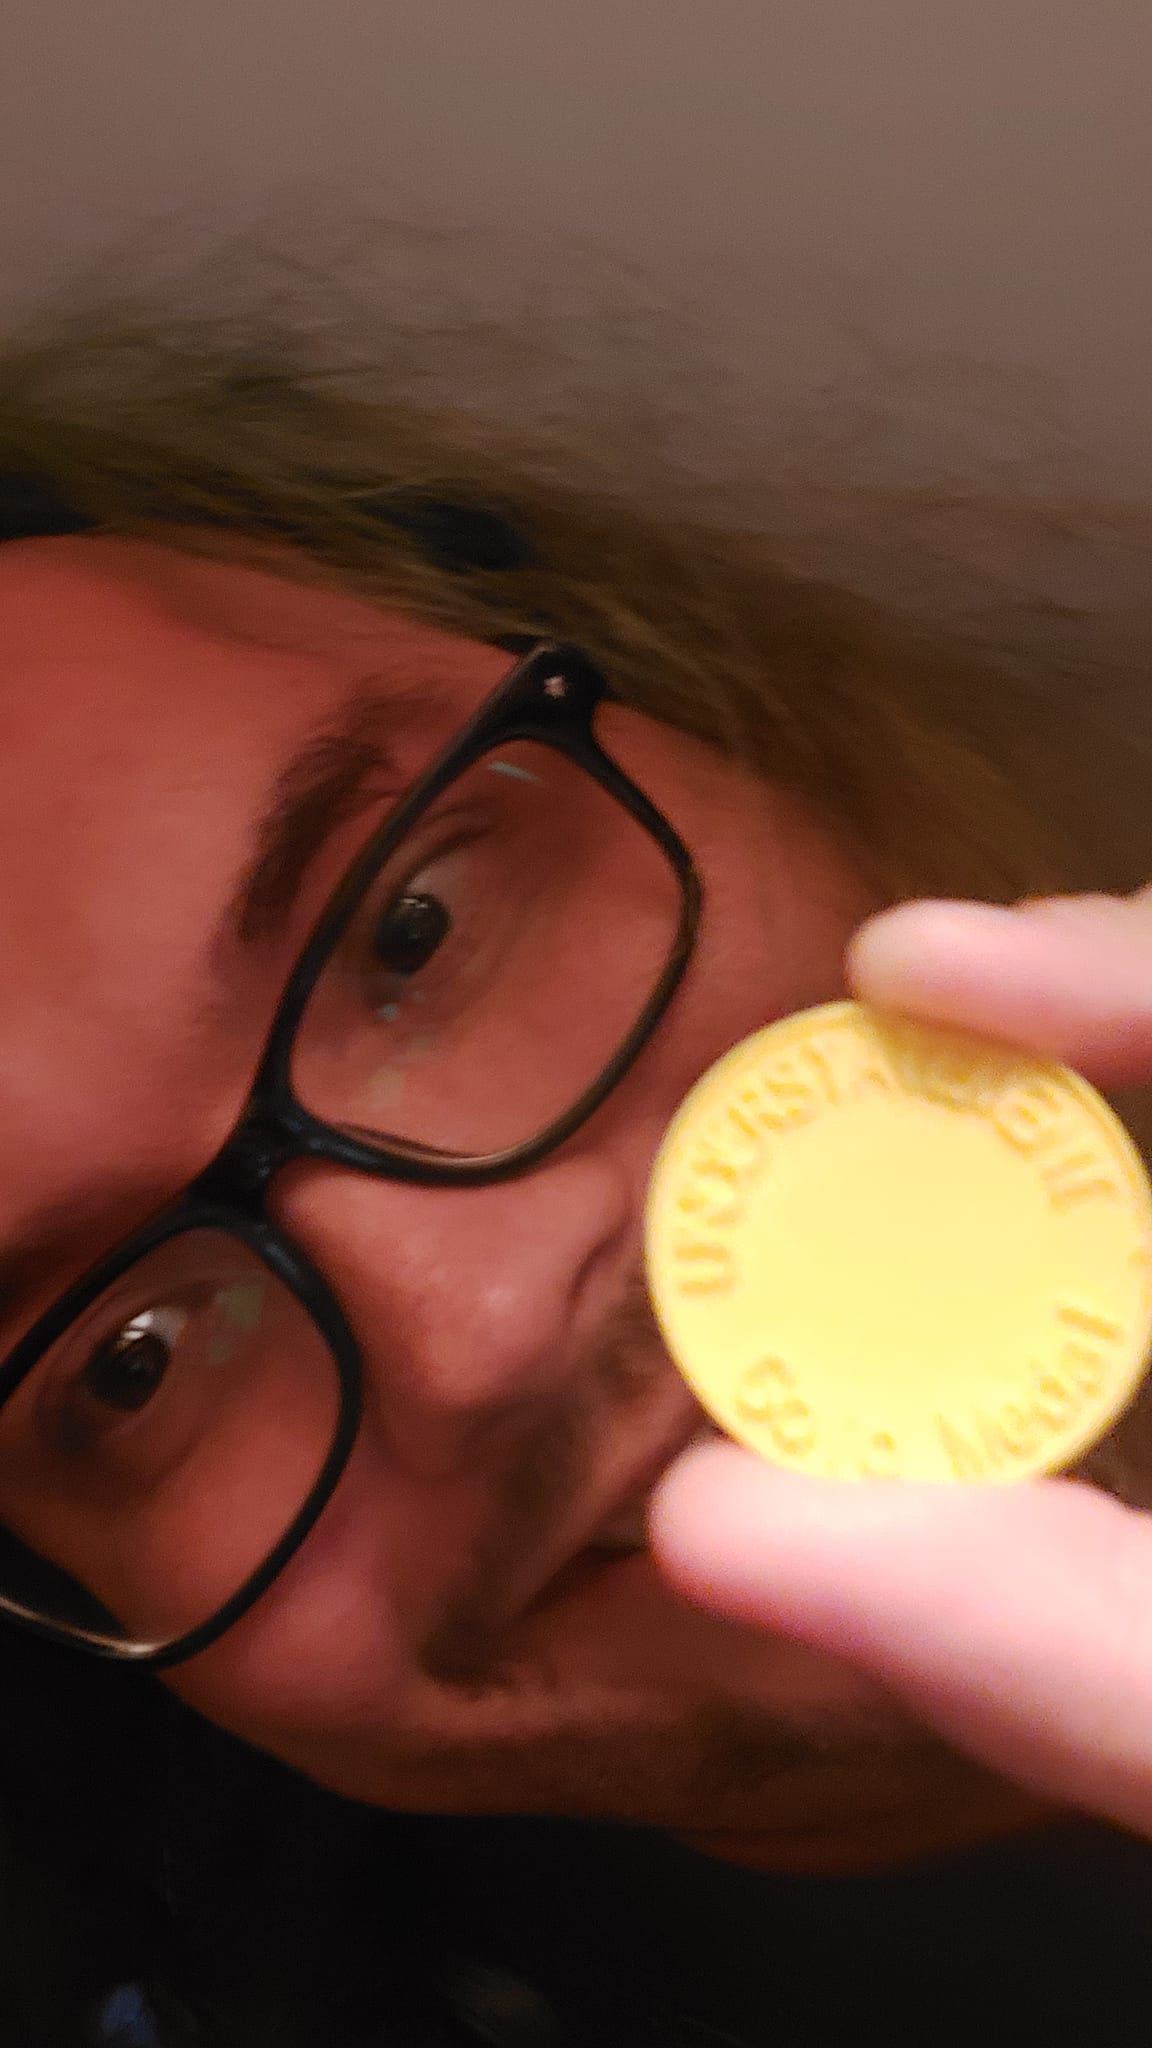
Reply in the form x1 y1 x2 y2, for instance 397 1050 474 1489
519 1415 723 1621
587 1418 722 1552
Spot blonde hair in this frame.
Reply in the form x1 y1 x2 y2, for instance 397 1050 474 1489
5 314 1149 899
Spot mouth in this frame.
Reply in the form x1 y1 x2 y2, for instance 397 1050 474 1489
519 1412 723 1623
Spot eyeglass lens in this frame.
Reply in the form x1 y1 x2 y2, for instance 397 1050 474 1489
291 735 686 1157
0 1231 341 1648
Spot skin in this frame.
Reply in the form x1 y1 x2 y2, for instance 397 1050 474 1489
0 534 1053 1873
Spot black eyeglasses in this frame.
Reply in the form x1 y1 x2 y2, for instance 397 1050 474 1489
0 645 700 1667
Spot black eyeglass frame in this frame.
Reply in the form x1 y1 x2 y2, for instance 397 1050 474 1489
0 644 701 1667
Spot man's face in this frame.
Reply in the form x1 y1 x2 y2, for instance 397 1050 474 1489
0 536 1046 1870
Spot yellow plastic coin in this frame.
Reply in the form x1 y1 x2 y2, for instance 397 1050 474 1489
645 1001 1152 1482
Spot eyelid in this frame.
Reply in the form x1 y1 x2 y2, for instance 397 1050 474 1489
327 794 496 931
372 799 490 884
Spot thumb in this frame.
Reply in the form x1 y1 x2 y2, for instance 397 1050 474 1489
651 1443 1152 1833
848 889 1152 1088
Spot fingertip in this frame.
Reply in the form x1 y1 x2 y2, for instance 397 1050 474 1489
648 1439 750 1557
647 1442 786 1602
847 899 1023 1009
847 895 1152 1080
649 1446 885 1612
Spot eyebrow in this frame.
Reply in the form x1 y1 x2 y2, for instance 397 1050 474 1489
0 681 449 1343
224 679 440 948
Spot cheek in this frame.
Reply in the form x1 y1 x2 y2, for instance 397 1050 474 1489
661 813 873 1086
163 1438 490 1746
698 828 872 1014
598 706 872 997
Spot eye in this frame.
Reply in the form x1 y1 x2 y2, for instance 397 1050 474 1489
372 890 452 975
80 1305 188 1413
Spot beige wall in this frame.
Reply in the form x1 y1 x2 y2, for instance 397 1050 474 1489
0 1 1149 490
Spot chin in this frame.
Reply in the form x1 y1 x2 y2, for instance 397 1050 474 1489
279 1554 1057 1872
499 1549 892 1719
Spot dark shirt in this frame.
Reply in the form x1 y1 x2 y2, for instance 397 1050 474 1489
0 1636 1146 2048
78 1815 1152 2047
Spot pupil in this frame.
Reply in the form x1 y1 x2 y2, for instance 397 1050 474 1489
82 1329 171 1412
373 892 451 975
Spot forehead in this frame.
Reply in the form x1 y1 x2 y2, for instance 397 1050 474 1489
0 536 506 1217
0 534 506 753
0 535 506 959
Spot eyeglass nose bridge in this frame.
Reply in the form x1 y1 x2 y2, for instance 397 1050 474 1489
192 1109 302 1209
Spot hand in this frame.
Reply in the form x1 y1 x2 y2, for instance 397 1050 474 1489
650 889 1152 1836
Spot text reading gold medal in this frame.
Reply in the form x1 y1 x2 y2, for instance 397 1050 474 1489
645 1003 1152 1482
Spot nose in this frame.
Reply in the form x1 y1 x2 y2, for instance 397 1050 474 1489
268 1147 637 1479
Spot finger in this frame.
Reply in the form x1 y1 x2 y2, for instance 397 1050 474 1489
847 892 1152 1086
650 1443 1152 1833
